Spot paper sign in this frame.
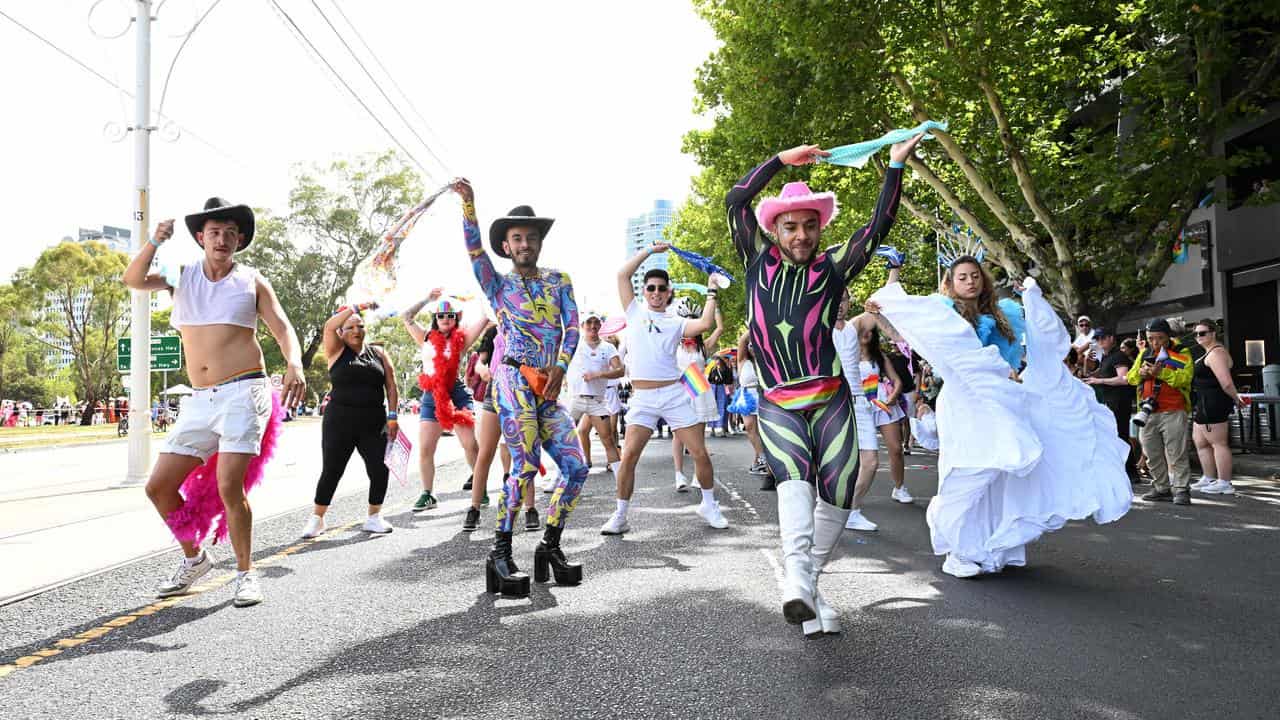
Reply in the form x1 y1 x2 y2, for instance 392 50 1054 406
384 429 413 487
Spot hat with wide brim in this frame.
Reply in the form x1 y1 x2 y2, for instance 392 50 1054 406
488 205 554 258
184 197 255 250
755 181 838 235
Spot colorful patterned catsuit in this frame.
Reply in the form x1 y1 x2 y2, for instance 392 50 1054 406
462 201 588 532
726 156 904 508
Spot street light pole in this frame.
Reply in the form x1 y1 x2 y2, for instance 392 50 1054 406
123 0 154 487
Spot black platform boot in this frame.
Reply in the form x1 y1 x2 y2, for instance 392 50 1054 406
534 524 583 585
486 531 530 597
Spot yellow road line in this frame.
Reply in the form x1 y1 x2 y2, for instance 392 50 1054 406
0 509 382 681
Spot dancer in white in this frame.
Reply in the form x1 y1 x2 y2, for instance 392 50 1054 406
567 312 623 476
868 255 1132 577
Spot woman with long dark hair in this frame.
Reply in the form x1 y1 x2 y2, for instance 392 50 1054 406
867 255 1132 578
1188 319 1245 496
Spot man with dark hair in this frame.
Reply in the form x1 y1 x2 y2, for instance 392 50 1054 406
1127 318 1194 504
1086 328 1138 478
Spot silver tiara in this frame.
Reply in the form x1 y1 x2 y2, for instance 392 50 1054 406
937 223 986 268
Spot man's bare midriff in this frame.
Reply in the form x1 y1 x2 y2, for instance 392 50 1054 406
632 379 678 390
178 324 265 387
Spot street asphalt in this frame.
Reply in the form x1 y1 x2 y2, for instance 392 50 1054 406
1 432 1278 719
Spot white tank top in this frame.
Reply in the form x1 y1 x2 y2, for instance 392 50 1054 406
170 263 259 330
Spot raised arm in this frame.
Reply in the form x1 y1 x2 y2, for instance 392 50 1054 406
682 275 724 338
401 288 441 346
461 315 493 350
123 219 175 291
323 302 376 363
256 274 306 408
618 243 669 308
452 179 502 304
830 136 922 281
704 308 726 350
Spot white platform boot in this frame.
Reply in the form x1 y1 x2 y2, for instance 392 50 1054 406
776 480 817 625
806 499 852 636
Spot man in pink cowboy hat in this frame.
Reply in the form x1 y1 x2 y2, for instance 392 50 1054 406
123 198 307 608
725 137 922 636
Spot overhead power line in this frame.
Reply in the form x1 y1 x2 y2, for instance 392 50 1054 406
324 0 455 174
266 0 434 179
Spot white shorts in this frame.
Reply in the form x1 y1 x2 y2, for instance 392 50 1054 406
163 378 272 462
604 386 622 416
570 396 610 421
854 397 879 451
626 383 699 432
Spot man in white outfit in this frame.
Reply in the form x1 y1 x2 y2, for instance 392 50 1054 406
567 312 623 475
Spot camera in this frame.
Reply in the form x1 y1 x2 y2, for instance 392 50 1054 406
1132 377 1162 428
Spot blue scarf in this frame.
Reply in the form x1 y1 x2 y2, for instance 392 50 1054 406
669 245 736 284
820 120 949 168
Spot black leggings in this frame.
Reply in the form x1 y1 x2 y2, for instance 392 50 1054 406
316 403 389 506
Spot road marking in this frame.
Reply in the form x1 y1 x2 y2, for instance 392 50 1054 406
0 509 378 681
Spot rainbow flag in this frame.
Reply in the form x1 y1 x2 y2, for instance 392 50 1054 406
1157 347 1188 369
861 373 891 413
681 362 711 398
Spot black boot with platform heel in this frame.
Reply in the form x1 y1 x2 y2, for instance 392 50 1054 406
534 524 583 585
486 531 530 597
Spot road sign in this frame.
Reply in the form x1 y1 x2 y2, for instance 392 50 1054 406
117 335 182 372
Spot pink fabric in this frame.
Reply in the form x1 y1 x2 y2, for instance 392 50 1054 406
755 181 837 232
164 392 285 546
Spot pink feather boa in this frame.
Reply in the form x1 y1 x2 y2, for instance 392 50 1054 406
164 391 285 546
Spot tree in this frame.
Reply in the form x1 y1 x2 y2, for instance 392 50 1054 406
18 241 130 423
0 283 31 401
241 151 424 371
682 0 1280 320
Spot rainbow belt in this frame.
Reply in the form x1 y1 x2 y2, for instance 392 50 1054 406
763 376 843 412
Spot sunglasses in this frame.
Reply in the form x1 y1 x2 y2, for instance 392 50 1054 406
1077 321 1090 326
645 284 669 293
437 313 457 320
1195 330 1213 337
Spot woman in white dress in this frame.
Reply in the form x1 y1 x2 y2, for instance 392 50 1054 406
867 256 1132 578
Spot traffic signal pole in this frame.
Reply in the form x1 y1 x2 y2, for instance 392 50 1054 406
122 0 153 487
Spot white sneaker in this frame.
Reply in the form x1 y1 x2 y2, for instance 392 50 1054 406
541 473 558 493
844 510 878 531
697 501 729 529
1190 476 1215 491
301 514 326 539
1201 479 1236 495
600 511 631 535
891 486 914 504
674 471 690 492
362 514 393 534
942 554 981 578
232 571 264 607
156 551 212 598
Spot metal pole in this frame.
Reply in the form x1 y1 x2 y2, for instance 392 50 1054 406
122 0 153 487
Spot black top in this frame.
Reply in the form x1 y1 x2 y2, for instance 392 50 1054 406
328 344 387 409
887 353 916 393
1193 347 1231 396
1094 348 1132 405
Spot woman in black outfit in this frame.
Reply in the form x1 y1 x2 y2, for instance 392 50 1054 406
302 302 400 538
1189 319 1245 496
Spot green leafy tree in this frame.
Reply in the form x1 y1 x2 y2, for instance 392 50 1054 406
0 283 31 401
682 0 1280 320
241 151 424 371
17 241 130 423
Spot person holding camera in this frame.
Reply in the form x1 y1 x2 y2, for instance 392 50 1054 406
1084 328 1139 479
1126 318 1194 505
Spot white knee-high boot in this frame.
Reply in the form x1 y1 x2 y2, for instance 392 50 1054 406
806 499 852 635
776 480 816 624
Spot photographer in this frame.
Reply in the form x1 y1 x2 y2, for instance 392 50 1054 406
1126 319 1194 505
1084 328 1139 478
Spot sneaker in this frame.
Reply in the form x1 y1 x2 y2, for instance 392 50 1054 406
156 551 212 598
1201 479 1236 495
1172 490 1192 506
1190 476 1214 491
600 511 630 535
674 471 690 493
748 458 768 476
480 493 490 507
891 486 914 504
301 514 326 539
362 514 393 534
845 510 878 532
462 507 481 532
697 501 729 529
462 476 473 491
1141 488 1173 502
232 571 264 608
525 508 541 531
942 554 981 578
412 492 438 512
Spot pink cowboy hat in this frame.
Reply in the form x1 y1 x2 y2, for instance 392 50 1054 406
755 181 838 235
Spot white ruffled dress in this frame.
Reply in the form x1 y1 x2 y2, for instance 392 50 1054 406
869 279 1132 572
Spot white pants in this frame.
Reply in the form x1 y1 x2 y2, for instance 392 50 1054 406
626 383 699 432
163 378 272 462
854 396 879 451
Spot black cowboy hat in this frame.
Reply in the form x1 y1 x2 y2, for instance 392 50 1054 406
488 205 553 259
184 197 255 250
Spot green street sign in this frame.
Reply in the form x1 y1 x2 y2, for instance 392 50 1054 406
118 335 182 372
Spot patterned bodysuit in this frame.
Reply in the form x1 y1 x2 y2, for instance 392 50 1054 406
463 201 588 532
726 155 904 508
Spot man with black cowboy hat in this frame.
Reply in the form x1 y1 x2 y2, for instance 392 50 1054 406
451 178 590 597
123 197 307 607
